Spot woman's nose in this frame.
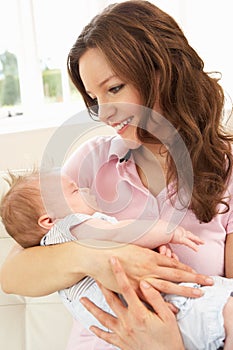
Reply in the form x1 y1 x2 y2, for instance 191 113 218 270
98 102 116 123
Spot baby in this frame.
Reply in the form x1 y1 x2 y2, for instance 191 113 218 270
1 170 232 349
0 169 202 250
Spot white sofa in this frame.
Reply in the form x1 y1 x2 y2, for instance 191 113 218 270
0 169 73 350
0 120 113 350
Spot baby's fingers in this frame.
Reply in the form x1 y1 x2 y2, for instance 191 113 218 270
182 232 204 251
182 238 199 252
186 231 204 245
159 245 172 258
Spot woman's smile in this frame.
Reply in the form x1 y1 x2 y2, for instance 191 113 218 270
110 116 134 134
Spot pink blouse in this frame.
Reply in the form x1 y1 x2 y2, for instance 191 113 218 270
63 134 233 350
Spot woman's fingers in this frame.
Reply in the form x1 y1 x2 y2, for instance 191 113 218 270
108 257 148 313
143 276 205 298
80 295 118 330
81 258 185 350
89 325 119 347
79 297 121 348
153 256 213 287
80 258 150 349
166 302 179 314
96 280 127 317
156 254 203 279
155 253 195 272
140 280 176 321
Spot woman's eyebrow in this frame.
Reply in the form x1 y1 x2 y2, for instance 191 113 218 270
86 75 117 95
98 75 117 87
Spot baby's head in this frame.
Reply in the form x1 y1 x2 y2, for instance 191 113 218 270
0 170 45 248
0 169 97 248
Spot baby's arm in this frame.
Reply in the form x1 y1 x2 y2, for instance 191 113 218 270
74 218 203 251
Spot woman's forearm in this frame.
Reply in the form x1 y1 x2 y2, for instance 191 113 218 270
0 239 125 297
0 242 88 296
1 239 213 299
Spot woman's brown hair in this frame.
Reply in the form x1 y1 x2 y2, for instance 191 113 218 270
67 0 233 223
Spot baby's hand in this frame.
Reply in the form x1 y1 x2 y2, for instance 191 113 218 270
171 227 204 251
157 244 179 260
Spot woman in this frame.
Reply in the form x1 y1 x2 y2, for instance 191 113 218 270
1 0 233 349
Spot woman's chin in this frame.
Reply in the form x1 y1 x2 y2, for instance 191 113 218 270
121 136 141 150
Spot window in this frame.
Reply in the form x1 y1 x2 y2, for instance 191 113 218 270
0 0 108 126
0 0 232 132
0 0 21 118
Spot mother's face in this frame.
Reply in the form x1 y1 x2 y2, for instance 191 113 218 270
79 48 170 149
79 47 144 149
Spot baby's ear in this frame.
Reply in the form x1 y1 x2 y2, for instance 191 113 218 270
38 214 54 229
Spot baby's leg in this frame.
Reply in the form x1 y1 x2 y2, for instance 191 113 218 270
59 279 116 332
223 294 233 350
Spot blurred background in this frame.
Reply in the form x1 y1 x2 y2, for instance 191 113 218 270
0 0 232 132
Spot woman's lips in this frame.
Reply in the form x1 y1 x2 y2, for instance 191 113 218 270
111 117 133 133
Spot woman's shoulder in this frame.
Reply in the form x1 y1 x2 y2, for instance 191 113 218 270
62 134 127 180
72 134 123 156
67 134 128 161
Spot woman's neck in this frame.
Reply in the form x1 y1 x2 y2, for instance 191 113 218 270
132 143 167 197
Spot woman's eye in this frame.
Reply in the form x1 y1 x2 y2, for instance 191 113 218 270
109 84 124 94
88 97 99 120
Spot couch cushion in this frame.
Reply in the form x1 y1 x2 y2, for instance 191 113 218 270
0 172 73 350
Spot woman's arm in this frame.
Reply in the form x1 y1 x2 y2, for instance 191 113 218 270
0 240 213 298
80 257 185 350
224 233 233 277
0 242 87 296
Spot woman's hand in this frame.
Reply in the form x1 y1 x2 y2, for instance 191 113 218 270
80 257 185 350
1 239 213 298
85 242 213 299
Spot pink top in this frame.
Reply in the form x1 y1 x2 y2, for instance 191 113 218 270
63 134 233 350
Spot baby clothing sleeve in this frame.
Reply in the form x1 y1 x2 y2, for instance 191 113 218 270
40 213 93 246
40 212 120 344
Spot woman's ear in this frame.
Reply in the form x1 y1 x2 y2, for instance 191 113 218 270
38 214 54 230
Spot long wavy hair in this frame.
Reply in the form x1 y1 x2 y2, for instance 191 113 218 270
67 0 233 223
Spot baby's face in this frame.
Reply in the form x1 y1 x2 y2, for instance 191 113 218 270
40 172 97 218
61 175 97 215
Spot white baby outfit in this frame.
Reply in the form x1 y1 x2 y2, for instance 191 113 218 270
164 276 233 349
